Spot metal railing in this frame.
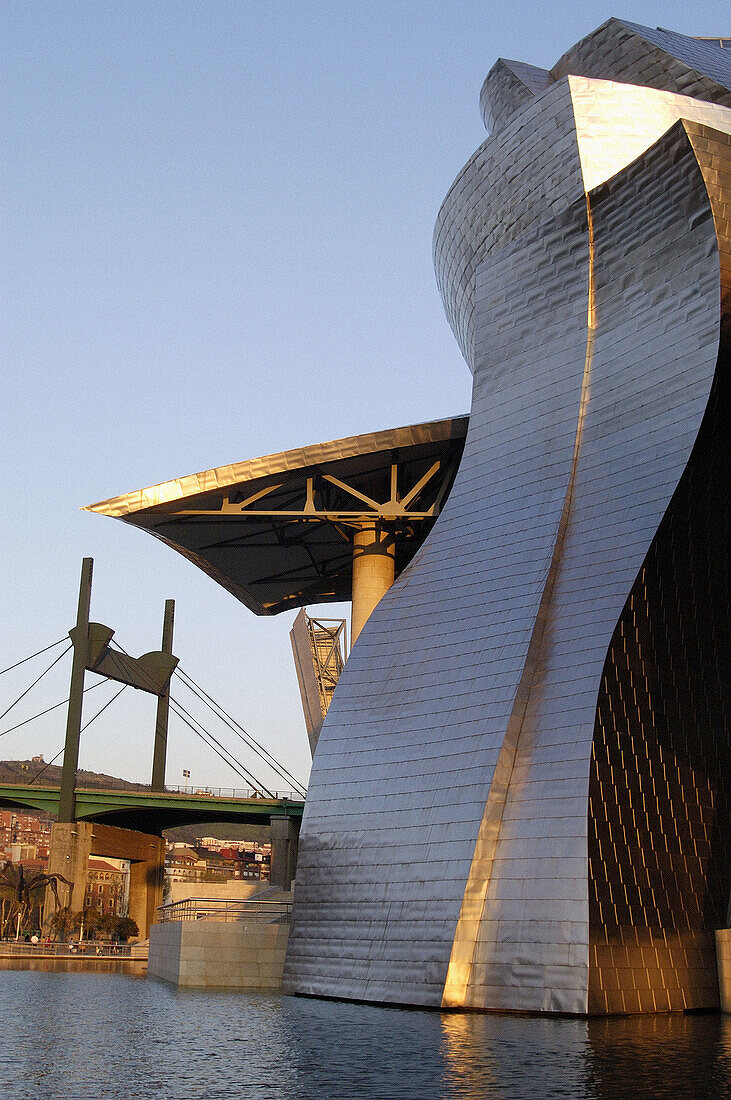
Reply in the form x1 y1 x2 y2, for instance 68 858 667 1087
157 898 292 924
0 780 306 802
163 784 305 801
0 940 147 958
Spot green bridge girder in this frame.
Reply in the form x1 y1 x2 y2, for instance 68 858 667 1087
0 783 304 836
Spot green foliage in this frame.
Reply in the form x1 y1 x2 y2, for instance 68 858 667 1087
49 907 78 940
164 822 270 845
49 907 139 942
80 909 102 938
115 916 138 942
98 912 117 938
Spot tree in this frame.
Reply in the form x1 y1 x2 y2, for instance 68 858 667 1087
79 908 102 940
97 911 117 940
49 906 78 941
114 916 138 942
49 907 111 941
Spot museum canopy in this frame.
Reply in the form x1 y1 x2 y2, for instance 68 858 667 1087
86 416 468 633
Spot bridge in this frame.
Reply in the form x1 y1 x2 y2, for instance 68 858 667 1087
0 783 304 835
0 776 304 936
1 559 308 935
1 559 307 833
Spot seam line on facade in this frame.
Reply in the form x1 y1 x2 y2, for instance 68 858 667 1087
441 196 596 1008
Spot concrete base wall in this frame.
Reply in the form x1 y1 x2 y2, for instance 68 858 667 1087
716 930 731 1014
167 880 266 905
148 920 289 988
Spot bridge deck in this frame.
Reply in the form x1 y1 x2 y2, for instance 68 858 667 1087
0 783 304 835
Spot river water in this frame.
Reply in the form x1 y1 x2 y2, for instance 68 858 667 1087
1 972 730 1099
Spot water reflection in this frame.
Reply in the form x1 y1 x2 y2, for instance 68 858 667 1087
440 1011 731 1100
586 1013 731 1100
441 1012 593 1098
0 974 729 1100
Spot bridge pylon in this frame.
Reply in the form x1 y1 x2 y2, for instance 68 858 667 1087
58 558 178 821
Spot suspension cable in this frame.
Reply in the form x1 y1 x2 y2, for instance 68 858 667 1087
0 638 67 677
80 682 128 733
28 683 129 785
176 665 307 794
168 694 274 796
169 693 273 795
175 666 307 796
0 645 72 724
108 636 271 789
168 700 253 790
108 636 300 797
28 745 65 784
108 638 161 694
0 679 106 740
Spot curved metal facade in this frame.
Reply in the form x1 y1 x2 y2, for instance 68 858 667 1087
284 23 730 1013
586 121 731 1014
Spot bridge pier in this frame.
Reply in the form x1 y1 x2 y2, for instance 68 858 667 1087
45 821 164 939
269 816 299 891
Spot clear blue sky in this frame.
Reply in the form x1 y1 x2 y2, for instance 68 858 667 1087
2 1 727 790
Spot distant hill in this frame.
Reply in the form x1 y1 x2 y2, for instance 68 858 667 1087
0 760 271 842
163 821 271 845
0 759 148 791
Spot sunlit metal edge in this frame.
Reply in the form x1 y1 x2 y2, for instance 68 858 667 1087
84 416 469 518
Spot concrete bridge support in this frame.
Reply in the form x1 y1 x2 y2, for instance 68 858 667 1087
46 821 165 938
269 816 299 891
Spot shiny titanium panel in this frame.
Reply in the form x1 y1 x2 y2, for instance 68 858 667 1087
284 23 730 1014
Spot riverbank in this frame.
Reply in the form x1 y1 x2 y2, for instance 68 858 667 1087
0 940 147 972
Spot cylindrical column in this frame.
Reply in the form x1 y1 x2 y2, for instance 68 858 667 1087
351 523 396 644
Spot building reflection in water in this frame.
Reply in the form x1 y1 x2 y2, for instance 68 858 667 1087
441 1011 592 1098
441 1010 731 1100
585 1013 731 1100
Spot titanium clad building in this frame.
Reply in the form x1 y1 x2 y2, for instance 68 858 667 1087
90 19 730 1015
282 20 731 1014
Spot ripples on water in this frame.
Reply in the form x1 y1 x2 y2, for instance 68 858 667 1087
1 973 729 1099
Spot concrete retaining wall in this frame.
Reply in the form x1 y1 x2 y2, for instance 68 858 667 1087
716 930 731 1014
148 920 289 988
167 880 266 904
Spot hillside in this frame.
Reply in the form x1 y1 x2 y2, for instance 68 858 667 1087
0 759 148 791
163 821 271 845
